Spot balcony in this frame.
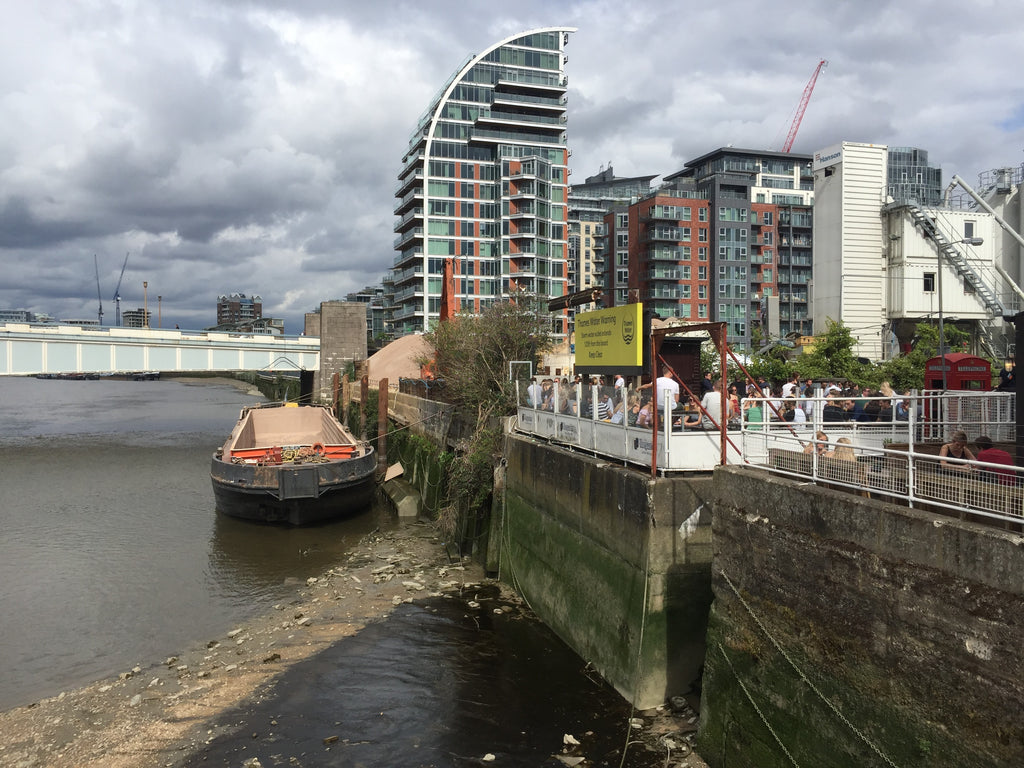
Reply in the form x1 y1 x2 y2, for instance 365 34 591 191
645 268 684 281
392 266 424 286
494 73 566 96
645 247 691 262
393 227 423 250
392 246 424 268
394 188 424 215
468 127 566 147
492 91 567 114
643 227 691 244
394 169 424 197
393 207 424 232
476 110 565 133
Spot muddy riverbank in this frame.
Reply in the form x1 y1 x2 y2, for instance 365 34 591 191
0 521 707 767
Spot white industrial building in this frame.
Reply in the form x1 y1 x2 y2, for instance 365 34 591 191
811 141 1024 361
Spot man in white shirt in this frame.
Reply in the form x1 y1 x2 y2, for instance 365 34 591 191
781 373 800 399
641 367 680 416
700 380 723 428
527 378 543 408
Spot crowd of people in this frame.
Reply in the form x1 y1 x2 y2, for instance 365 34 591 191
524 370 923 431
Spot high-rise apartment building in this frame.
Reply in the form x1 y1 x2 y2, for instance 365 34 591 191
389 28 575 339
216 293 262 325
668 148 814 349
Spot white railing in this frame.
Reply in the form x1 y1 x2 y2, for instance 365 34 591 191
515 384 1021 526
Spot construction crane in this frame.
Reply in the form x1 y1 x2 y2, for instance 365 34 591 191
782 59 827 153
112 252 129 327
94 254 104 326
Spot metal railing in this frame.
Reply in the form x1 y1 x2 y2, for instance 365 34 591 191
514 385 1021 526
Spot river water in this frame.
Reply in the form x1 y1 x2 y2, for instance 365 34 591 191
0 377 674 766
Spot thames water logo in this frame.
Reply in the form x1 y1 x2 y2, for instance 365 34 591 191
621 316 635 345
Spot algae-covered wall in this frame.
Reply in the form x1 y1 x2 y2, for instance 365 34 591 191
502 433 713 709
701 466 1024 768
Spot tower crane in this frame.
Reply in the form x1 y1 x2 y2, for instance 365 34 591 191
782 59 827 153
94 254 104 326
112 252 129 327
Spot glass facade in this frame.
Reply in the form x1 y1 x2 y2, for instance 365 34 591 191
887 146 943 206
389 28 573 338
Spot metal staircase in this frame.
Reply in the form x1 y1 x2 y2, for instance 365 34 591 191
903 202 1006 317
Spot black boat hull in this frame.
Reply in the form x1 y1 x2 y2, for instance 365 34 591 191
210 448 376 525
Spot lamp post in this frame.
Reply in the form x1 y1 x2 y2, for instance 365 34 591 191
158 296 162 329
938 237 984 391
143 281 149 329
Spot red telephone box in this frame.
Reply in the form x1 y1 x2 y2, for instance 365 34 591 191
924 353 991 391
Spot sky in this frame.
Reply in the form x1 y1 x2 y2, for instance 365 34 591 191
2 0 1023 333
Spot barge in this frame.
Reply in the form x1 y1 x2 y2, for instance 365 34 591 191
211 403 376 525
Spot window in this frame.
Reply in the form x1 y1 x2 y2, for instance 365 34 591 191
698 266 707 280
698 228 708 242
698 304 708 318
698 285 707 299
698 208 708 222
923 272 935 292
964 221 975 239
698 247 708 261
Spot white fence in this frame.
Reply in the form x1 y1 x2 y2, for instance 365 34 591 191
514 383 1021 526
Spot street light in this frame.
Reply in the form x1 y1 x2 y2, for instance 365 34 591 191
937 237 984 391
158 295 162 329
143 281 149 329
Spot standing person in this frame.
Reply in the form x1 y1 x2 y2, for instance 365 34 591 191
527 377 543 408
743 386 764 431
640 367 680 414
701 371 714 395
700 381 723 428
781 372 800 399
614 373 625 391
998 361 1016 391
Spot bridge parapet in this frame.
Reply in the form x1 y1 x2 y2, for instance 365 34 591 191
0 323 320 376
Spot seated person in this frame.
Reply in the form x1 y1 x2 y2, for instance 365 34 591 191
803 431 829 456
974 435 1015 485
939 430 976 474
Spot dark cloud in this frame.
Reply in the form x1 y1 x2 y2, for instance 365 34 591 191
1 0 1023 334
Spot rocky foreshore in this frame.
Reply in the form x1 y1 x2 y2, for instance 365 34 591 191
0 521 706 768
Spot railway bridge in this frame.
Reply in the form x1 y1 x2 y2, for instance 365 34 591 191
0 323 319 376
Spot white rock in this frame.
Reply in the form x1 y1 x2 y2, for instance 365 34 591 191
227 628 243 638
563 733 580 746
129 694 142 706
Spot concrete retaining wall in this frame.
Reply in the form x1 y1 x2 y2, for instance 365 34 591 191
701 465 1024 767
502 432 714 709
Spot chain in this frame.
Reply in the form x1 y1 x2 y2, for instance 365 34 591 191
714 640 801 767
720 568 901 768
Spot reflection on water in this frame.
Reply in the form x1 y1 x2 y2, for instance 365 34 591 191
0 377 391 710
207 504 395 601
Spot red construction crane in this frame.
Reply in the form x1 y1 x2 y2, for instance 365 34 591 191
782 59 827 153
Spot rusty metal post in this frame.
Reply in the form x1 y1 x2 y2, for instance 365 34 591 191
377 378 389 471
360 375 369 441
341 374 351 427
331 371 340 415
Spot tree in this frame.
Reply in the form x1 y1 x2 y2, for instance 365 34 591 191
421 297 554 549
424 298 552 418
793 319 860 381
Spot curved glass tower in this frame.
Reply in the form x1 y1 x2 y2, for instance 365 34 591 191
389 27 575 338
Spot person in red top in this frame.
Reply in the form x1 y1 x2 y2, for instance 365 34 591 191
974 435 1016 485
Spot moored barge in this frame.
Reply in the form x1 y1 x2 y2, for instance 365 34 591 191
211 403 375 525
